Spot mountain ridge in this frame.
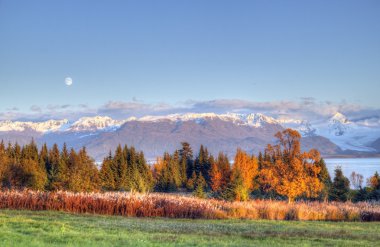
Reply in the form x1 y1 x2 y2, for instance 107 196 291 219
0 112 379 160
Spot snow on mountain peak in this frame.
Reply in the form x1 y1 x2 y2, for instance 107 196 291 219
69 116 126 132
297 120 317 137
0 119 69 133
137 112 278 127
331 112 350 124
329 112 351 136
0 112 282 134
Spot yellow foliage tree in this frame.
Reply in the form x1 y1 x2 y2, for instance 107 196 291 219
260 129 323 203
230 149 258 200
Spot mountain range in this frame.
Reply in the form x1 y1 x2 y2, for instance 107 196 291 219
1 112 379 161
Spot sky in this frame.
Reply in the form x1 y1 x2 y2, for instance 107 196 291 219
0 0 379 121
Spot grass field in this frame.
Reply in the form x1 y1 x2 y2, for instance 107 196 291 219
0 210 379 246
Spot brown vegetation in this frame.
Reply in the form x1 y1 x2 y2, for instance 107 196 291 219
1 190 379 221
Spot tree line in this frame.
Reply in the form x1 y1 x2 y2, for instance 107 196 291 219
0 129 379 202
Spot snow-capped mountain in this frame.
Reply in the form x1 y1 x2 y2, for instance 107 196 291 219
297 121 317 137
69 116 127 132
282 112 380 153
0 112 379 160
0 119 69 133
328 112 351 136
138 113 278 127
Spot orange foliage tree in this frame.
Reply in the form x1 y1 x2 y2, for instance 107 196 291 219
209 162 222 192
229 149 258 201
209 152 231 193
260 129 323 203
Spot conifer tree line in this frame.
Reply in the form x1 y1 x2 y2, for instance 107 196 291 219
0 129 379 202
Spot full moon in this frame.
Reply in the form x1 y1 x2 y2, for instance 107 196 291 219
65 77 73 86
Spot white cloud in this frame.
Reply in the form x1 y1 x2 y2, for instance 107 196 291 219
1 99 379 125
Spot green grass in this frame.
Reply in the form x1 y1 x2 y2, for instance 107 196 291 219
0 210 379 247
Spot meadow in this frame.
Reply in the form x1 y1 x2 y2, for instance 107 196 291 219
1 209 380 246
1 190 380 221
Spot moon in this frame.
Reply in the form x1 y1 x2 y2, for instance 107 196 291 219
65 77 73 86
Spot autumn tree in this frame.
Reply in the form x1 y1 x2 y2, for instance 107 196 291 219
186 171 197 191
223 149 258 201
20 140 47 190
0 141 47 190
367 171 380 200
260 129 323 203
232 149 258 191
209 162 222 193
216 152 231 190
0 141 8 185
368 171 380 190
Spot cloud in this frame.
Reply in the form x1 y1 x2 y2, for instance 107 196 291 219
6 107 19 111
1 99 379 125
30 105 42 112
98 101 184 119
47 104 72 111
191 99 373 119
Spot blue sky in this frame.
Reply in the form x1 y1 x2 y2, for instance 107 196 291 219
0 0 379 120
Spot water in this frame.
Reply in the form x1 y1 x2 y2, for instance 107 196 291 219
324 158 380 185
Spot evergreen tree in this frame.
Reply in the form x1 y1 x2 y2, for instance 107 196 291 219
153 156 169 192
114 144 128 190
170 150 182 189
194 145 212 188
222 169 247 201
194 173 207 198
136 151 154 192
317 158 332 201
99 152 116 190
179 142 193 185
47 143 65 190
329 167 350 202
67 147 100 192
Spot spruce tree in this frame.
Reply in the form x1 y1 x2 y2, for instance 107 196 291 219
100 152 116 190
317 158 332 201
329 167 350 202
222 169 247 201
114 144 128 190
194 173 207 198
180 142 193 179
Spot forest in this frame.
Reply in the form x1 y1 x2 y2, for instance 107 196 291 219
0 129 379 203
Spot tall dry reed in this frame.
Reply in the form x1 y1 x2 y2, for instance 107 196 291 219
0 190 379 221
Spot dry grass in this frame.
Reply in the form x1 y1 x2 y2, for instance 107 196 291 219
0 190 379 221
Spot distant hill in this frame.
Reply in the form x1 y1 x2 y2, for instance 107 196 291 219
0 113 378 161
